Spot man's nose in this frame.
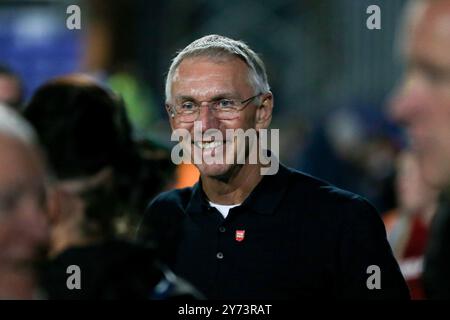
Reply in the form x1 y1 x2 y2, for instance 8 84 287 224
197 102 220 131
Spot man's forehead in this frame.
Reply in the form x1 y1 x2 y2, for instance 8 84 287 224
175 56 249 78
171 57 252 97
0 134 44 180
403 1 450 64
407 0 450 39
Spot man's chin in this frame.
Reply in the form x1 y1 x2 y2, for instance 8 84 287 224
196 163 236 180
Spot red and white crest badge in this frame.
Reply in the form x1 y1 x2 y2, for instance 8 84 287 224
235 230 245 242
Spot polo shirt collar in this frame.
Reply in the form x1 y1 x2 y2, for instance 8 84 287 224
185 180 209 217
185 161 291 217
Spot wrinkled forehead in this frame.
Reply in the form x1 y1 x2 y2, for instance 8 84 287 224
171 56 254 100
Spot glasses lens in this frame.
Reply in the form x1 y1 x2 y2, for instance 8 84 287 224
178 113 198 123
173 99 245 122
214 109 239 120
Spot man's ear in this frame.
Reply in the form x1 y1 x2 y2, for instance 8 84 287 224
255 92 274 130
165 103 176 130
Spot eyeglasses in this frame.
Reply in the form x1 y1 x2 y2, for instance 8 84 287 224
167 93 262 123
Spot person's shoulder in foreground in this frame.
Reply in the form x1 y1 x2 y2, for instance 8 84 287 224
39 240 204 300
138 163 410 299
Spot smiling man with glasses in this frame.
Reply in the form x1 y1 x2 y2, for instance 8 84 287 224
137 34 409 299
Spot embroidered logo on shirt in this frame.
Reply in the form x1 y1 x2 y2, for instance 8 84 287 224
235 230 245 242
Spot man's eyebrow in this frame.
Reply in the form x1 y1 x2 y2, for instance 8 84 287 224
210 93 235 100
411 57 450 76
175 93 236 102
0 182 22 194
176 95 196 102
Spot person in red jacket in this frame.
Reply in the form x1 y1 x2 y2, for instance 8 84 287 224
390 0 450 298
383 151 439 299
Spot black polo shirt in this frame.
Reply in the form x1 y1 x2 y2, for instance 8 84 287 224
137 164 409 299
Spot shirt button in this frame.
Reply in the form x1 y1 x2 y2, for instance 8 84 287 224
216 252 224 260
219 226 226 233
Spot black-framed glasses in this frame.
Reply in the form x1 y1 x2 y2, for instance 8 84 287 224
168 93 263 122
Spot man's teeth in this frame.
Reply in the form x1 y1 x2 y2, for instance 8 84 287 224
195 141 223 149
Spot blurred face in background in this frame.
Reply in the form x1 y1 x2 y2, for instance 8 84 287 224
0 134 49 299
0 74 22 109
391 0 450 189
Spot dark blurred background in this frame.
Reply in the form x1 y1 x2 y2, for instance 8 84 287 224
0 0 409 213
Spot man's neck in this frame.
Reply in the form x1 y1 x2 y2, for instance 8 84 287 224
201 164 263 205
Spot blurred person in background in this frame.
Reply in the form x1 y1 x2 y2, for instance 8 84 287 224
127 138 177 229
390 0 450 298
383 151 438 299
299 106 401 214
24 75 199 299
82 0 159 135
0 103 49 299
0 65 23 111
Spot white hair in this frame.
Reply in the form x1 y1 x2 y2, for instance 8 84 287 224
0 103 37 145
165 34 270 102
